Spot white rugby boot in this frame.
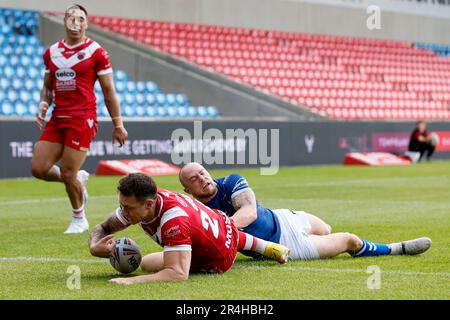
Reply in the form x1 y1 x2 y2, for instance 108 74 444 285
64 217 89 234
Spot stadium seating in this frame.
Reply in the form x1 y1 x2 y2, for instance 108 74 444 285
89 16 450 120
0 8 220 118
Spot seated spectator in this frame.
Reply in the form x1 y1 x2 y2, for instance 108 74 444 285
406 120 436 162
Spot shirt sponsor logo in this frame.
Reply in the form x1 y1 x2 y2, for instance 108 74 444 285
55 68 76 81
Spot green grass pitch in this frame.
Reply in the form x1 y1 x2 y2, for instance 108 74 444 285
0 162 449 300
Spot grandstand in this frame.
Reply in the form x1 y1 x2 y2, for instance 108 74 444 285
0 0 449 178
89 16 450 121
0 8 220 118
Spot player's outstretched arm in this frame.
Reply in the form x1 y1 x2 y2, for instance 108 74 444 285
109 250 191 285
231 189 258 229
98 73 128 147
88 212 128 258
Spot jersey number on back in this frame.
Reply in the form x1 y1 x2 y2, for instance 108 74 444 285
200 210 219 239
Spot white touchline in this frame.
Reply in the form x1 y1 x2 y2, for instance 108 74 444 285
0 256 449 278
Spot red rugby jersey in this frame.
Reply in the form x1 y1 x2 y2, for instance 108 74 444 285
115 189 239 273
43 37 112 118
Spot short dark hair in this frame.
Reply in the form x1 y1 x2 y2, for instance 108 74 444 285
118 173 157 203
65 4 88 17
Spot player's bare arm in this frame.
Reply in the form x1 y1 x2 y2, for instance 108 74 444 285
88 212 128 258
110 250 191 284
36 73 53 130
231 189 258 229
98 73 128 147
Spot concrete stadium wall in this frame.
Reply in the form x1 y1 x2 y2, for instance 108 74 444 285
38 15 319 120
1 119 449 178
2 0 450 44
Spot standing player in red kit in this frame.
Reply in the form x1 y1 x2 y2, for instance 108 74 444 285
88 173 290 284
30 4 128 234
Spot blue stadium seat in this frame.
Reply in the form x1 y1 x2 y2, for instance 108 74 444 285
20 55 31 67
2 45 13 55
26 36 39 47
187 106 198 117
114 70 128 82
32 56 41 67
145 93 156 106
176 94 189 106
0 101 14 116
12 79 22 90
197 106 208 117
29 67 40 79
1 25 12 35
155 93 167 106
8 91 18 103
124 93 136 105
136 81 146 93
177 106 188 118
135 93 146 105
156 107 167 117
166 93 177 106
135 105 146 117
19 90 31 104
167 106 177 117
17 35 27 46
9 55 20 67
115 80 125 93
3 65 14 78
32 91 40 104
126 81 137 93
15 102 28 116
0 55 6 67
145 81 158 93
123 105 136 117
28 103 38 116
16 66 26 78
207 106 219 117
0 78 9 90
146 106 156 117
35 78 44 89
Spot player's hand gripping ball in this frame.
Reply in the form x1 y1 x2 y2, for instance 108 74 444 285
109 238 142 274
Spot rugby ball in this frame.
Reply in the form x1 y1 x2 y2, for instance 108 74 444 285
430 132 439 147
109 237 142 274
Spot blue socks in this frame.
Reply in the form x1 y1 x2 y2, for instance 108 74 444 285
351 239 391 257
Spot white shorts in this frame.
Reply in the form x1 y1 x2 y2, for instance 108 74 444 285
272 209 320 260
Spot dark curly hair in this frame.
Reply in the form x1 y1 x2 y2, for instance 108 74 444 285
118 173 157 203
